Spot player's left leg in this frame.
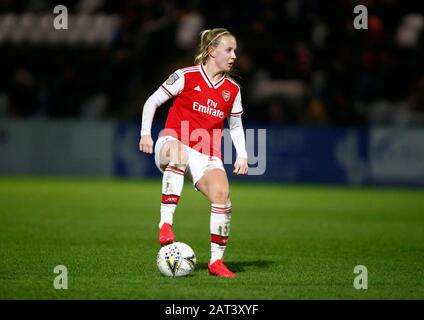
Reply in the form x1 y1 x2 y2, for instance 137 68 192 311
195 169 235 278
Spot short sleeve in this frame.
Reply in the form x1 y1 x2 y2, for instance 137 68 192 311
160 69 184 98
230 90 243 116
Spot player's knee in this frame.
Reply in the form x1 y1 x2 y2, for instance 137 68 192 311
178 148 189 166
168 143 188 169
211 188 230 205
171 151 188 171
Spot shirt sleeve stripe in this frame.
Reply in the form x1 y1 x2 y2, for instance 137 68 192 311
160 84 174 98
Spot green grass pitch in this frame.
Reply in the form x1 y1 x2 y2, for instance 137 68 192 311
0 176 423 299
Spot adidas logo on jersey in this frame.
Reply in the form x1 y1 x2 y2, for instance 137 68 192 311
194 85 201 92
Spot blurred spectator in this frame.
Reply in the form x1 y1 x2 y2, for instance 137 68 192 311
175 6 204 52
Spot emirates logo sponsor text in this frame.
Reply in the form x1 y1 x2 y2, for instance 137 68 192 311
192 99 224 119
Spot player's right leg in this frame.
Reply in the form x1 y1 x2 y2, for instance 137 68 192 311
156 138 188 245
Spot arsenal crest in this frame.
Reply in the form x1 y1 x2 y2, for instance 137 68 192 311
222 90 231 102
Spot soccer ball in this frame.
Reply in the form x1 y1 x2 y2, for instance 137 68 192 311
157 242 196 277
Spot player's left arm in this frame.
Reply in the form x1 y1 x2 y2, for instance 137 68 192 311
228 88 248 175
228 115 248 175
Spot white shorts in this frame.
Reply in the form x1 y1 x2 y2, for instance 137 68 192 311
154 135 225 189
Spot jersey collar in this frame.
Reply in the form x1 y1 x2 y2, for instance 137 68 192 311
200 64 225 89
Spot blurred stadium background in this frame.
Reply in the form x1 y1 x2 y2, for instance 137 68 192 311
0 0 423 299
0 0 423 185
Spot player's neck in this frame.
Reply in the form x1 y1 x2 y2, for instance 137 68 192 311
202 63 225 83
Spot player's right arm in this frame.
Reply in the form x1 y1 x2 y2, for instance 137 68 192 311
139 70 184 154
139 87 169 154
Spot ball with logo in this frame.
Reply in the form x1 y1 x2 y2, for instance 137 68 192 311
157 242 196 277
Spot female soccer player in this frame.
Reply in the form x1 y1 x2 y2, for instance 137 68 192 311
139 28 248 278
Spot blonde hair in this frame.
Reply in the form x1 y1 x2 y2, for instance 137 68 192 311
194 28 234 65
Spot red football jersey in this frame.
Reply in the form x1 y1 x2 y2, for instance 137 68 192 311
159 64 243 158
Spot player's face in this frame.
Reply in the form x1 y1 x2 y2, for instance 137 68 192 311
211 35 237 72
